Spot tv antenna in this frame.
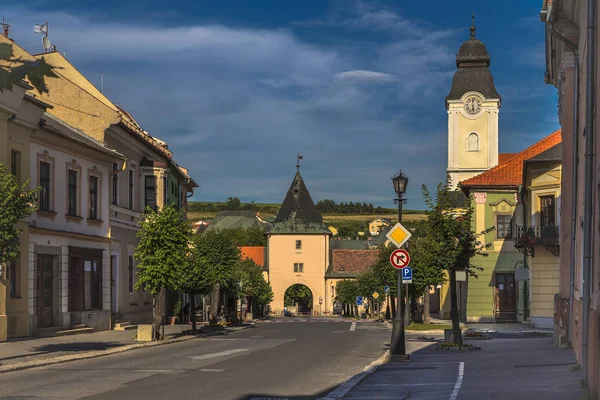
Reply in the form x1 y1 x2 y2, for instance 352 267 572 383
34 22 51 52
1 17 11 38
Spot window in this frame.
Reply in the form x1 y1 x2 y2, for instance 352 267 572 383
294 263 304 273
39 161 51 210
68 170 78 216
163 176 168 207
145 176 157 211
112 163 118 205
89 176 98 219
296 240 302 250
128 256 134 293
496 215 512 238
540 195 556 227
128 169 135 210
467 133 479 151
9 258 18 298
10 150 20 178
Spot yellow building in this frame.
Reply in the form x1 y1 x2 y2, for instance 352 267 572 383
265 166 377 315
0 82 49 340
519 142 562 329
368 218 392 236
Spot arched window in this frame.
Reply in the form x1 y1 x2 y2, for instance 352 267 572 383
467 133 479 152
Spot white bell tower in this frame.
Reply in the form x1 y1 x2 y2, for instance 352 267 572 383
445 15 501 188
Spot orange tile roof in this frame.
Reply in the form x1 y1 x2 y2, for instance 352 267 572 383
461 129 562 187
498 153 518 164
240 246 265 267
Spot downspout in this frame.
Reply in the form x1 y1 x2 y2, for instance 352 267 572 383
581 0 596 381
549 25 580 345
519 178 529 321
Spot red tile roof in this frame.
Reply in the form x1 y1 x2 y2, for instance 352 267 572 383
461 130 562 188
328 250 378 277
498 153 517 164
240 246 265 267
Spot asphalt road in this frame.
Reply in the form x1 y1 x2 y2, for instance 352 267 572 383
0 319 392 400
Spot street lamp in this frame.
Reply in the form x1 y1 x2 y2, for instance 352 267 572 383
390 170 408 356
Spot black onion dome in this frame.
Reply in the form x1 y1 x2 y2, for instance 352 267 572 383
445 15 500 106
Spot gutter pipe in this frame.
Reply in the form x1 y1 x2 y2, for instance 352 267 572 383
581 0 596 381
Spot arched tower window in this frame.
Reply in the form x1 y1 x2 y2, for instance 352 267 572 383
467 133 479 152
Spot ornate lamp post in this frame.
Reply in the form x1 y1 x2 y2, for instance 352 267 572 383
390 170 408 356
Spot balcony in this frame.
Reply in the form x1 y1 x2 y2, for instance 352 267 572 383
513 225 560 257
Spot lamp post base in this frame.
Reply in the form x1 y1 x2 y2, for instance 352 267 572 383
389 317 406 355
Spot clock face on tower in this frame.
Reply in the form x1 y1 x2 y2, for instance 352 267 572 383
464 96 482 114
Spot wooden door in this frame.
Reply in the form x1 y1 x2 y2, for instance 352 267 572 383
37 255 55 328
69 256 83 312
495 273 516 322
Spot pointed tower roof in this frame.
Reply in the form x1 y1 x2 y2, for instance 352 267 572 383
274 171 323 224
446 14 501 106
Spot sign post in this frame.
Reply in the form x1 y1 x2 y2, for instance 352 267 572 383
387 223 411 358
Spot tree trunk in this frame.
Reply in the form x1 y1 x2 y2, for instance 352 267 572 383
190 292 197 331
423 288 431 324
449 270 462 345
385 295 391 319
390 295 396 318
210 284 220 321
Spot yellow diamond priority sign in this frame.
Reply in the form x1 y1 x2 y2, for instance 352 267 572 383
386 222 412 248
372 292 379 299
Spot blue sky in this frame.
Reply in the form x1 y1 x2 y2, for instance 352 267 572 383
4 0 558 209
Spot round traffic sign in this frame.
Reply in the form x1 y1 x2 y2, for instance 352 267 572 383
390 249 410 269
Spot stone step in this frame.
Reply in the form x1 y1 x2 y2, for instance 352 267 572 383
34 327 62 337
114 321 138 331
114 324 137 331
70 323 87 329
35 326 94 337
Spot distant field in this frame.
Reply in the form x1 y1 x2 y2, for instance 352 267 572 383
187 211 426 223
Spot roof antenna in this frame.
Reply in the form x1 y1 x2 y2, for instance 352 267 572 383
34 22 51 53
1 17 11 38
470 12 476 38
296 153 303 172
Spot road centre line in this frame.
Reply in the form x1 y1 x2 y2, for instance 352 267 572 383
189 349 248 360
449 361 465 400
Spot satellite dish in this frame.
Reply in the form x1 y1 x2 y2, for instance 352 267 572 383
42 36 51 50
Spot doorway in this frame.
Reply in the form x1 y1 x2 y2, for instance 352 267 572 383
495 273 516 322
111 255 118 314
37 255 55 328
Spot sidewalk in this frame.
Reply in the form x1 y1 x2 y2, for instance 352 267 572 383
335 334 585 399
0 323 253 373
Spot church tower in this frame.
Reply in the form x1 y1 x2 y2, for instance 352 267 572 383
446 15 501 188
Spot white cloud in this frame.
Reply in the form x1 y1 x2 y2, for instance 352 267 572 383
334 70 397 83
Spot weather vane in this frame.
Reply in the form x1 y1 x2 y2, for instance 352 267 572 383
296 153 303 171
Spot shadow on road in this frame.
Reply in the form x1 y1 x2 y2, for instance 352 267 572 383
236 385 336 400
0 341 127 364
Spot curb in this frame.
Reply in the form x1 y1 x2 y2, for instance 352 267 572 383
318 350 391 399
0 325 253 374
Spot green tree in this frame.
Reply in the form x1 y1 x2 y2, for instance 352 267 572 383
422 177 493 344
0 164 37 264
195 228 241 319
232 258 273 318
1 43 58 94
134 205 192 335
335 279 361 317
134 205 191 294
224 226 267 246
407 225 447 323
175 245 216 331
284 284 312 308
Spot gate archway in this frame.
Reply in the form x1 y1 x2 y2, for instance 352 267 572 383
284 284 313 315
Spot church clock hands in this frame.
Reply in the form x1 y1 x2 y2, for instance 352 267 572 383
464 96 482 114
